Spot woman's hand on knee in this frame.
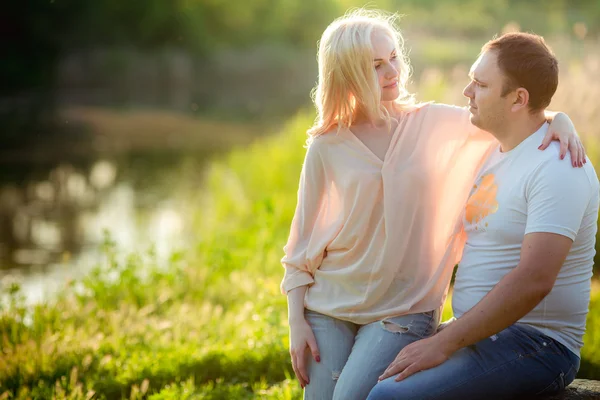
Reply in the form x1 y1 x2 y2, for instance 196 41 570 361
289 318 321 388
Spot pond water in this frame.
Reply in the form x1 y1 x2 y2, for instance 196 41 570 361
0 154 202 304
0 110 267 305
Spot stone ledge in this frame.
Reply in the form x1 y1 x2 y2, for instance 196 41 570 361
544 379 600 399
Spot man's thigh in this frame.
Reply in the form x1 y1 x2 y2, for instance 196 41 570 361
367 324 578 400
304 310 357 400
333 310 438 400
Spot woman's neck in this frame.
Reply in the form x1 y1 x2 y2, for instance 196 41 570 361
353 102 399 126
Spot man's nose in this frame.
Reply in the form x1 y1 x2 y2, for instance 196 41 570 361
463 82 474 98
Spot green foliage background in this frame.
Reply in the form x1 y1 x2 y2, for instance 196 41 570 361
2 113 600 399
3 1 600 398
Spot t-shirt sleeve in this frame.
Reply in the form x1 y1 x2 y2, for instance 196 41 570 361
280 141 329 294
525 158 594 240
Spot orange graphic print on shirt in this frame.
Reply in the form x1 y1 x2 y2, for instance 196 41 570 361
465 174 499 226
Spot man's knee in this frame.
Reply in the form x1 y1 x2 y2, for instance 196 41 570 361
366 383 394 400
367 379 420 400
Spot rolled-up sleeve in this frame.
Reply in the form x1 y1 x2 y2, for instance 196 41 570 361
281 141 328 294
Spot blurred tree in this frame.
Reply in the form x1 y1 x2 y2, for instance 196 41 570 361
1 0 192 146
1 0 85 145
2 0 600 146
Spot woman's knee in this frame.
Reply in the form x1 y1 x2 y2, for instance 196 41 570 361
331 375 376 400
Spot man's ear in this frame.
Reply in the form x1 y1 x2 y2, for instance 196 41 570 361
511 87 529 112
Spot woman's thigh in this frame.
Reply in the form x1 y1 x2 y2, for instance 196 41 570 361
333 310 439 400
304 309 358 400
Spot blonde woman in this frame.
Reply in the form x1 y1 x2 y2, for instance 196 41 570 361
281 9 585 400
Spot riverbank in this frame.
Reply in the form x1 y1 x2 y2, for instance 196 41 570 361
0 107 276 304
1 113 600 399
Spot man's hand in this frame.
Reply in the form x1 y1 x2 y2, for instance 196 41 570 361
379 336 454 382
379 231 574 383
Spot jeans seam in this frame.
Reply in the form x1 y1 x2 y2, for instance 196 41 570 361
424 311 435 337
535 372 565 396
431 341 549 399
564 362 578 385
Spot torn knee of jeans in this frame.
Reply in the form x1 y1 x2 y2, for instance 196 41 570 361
381 319 410 334
332 371 341 381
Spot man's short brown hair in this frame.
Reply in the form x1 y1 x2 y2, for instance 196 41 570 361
483 32 558 113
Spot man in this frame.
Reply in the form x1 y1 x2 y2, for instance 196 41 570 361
368 32 599 400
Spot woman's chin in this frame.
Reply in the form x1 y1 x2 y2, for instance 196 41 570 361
381 88 400 102
382 95 400 102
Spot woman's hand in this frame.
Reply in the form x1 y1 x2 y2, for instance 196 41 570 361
541 112 586 167
289 318 320 389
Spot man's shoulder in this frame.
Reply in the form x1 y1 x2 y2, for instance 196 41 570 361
523 141 599 191
536 140 594 171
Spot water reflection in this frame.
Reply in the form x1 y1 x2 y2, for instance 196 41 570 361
90 161 117 190
0 159 187 304
148 206 184 258
1 161 112 268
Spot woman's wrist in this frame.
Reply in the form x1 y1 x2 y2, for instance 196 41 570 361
287 285 308 325
288 314 307 326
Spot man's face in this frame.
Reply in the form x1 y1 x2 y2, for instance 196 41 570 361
463 50 514 132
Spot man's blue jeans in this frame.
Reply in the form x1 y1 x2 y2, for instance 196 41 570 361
367 323 580 400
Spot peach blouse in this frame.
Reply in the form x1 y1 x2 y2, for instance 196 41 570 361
281 103 497 324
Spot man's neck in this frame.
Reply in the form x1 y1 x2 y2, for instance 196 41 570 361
496 114 547 153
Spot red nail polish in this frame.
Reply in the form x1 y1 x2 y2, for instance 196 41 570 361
316 356 321 362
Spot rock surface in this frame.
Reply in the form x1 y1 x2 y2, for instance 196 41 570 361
544 379 600 399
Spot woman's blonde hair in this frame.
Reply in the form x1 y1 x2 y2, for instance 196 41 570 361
308 8 414 139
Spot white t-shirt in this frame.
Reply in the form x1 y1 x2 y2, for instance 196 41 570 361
453 123 599 357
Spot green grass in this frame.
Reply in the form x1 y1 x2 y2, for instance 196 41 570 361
1 112 600 399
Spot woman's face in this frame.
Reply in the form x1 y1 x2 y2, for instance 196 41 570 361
371 29 401 102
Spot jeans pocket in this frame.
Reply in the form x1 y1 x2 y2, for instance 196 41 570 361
535 371 565 396
409 311 437 339
381 311 436 339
